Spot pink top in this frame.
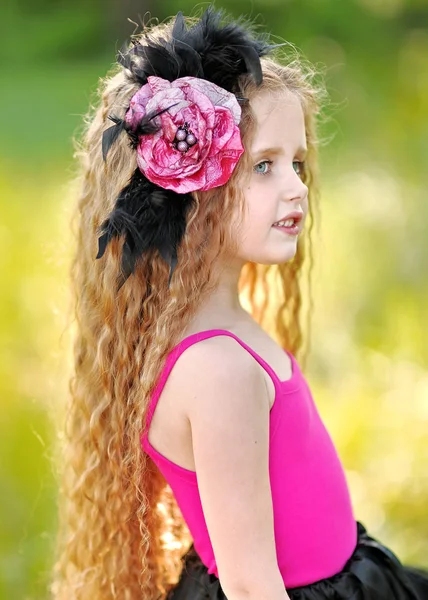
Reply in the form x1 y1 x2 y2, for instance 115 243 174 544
141 329 357 589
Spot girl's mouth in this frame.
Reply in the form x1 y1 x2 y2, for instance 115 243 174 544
272 223 300 235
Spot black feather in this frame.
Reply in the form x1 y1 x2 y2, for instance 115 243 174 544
119 5 275 92
171 10 187 39
132 102 181 141
102 116 126 161
231 44 263 86
102 102 181 158
96 168 194 289
129 42 182 83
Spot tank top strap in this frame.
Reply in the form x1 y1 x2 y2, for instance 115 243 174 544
145 328 284 432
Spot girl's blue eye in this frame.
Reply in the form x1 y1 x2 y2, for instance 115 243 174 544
293 161 306 178
253 160 273 175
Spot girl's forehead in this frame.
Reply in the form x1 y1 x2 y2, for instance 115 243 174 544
250 90 306 151
250 89 302 121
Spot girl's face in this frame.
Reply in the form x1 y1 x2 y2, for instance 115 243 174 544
236 90 309 266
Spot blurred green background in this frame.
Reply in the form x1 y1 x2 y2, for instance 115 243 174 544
1 0 427 598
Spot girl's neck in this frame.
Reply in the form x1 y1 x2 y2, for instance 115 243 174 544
182 305 257 339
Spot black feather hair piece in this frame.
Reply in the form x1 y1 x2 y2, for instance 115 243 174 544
102 7 279 161
118 7 280 91
96 168 194 289
98 6 281 290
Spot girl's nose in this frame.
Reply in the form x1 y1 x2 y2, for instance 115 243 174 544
283 172 308 203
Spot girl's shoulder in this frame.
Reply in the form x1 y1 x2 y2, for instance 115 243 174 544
167 331 267 400
163 322 294 412
146 331 271 472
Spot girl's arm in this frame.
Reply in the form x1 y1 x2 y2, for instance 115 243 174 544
173 336 291 600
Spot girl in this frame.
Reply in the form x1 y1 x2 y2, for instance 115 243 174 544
52 6 428 600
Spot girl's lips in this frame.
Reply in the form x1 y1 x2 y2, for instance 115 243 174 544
272 210 304 226
272 224 300 235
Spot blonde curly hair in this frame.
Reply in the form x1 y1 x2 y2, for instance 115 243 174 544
51 10 325 600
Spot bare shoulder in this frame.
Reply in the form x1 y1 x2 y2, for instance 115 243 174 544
170 334 271 420
167 336 282 596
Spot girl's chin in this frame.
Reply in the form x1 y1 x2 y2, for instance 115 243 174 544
246 248 298 265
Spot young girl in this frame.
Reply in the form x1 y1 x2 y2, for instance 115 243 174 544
52 6 428 600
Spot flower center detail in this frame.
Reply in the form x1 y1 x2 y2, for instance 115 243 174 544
173 122 198 153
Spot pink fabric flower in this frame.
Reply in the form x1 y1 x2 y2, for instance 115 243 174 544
125 76 244 193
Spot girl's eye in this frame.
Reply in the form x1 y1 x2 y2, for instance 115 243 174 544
293 160 306 178
253 160 273 176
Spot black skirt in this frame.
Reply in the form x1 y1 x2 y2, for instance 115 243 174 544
166 521 428 599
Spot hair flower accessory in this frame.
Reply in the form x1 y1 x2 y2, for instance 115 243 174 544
96 7 278 289
125 76 244 194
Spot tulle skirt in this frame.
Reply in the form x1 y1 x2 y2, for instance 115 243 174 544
166 521 428 599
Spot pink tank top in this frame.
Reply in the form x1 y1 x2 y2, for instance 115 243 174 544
141 329 357 589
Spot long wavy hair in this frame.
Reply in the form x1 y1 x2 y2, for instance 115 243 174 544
51 11 325 600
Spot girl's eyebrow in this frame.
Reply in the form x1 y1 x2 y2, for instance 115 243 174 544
252 145 308 157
